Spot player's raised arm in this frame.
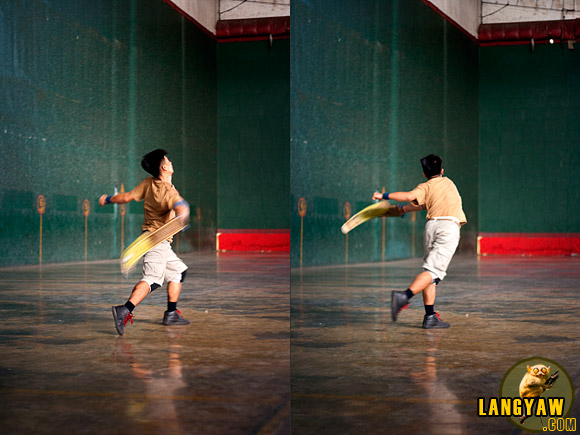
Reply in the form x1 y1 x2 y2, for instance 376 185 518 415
173 199 190 225
382 191 417 202
99 191 135 206
372 190 417 203
371 190 423 216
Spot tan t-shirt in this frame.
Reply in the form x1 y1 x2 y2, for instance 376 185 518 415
131 177 183 232
411 177 467 225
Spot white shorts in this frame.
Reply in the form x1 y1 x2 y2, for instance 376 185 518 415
142 240 187 288
422 219 460 281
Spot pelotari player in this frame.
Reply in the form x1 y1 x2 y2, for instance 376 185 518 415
99 149 190 335
372 154 466 329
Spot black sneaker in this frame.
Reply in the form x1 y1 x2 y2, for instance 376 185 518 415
391 291 409 322
422 312 450 329
162 309 190 326
112 305 134 336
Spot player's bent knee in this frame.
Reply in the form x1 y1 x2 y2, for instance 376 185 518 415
180 270 188 283
426 270 441 285
425 270 439 283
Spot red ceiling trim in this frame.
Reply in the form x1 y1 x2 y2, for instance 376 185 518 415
163 1 289 43
479 18 580 46
166 0 578 46
216 17 290 42
216 35 290 43
419 1 580 47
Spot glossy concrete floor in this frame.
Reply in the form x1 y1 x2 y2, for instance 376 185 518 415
0 252 289 435
291 256 580 435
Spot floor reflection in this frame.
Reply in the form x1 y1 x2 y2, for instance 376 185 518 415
410 331 466 434
114 331 187 433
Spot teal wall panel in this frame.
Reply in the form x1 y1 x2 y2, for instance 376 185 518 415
479 44 580 233
217 40 290 229
0 0 217 266
291 0 479 267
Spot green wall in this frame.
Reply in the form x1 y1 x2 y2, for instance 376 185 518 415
0 1 291 267
291 0 479 267
217 40 290 230
0 0 217 266
479 44 580 233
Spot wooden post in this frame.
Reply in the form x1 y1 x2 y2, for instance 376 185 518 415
343 202 351 265
381 186 386 261
120 184 126 254
298 198 307 267
83 199 90 262
37 195 46 265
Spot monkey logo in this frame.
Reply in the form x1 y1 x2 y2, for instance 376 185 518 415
495 357 575 433
518 364 559 424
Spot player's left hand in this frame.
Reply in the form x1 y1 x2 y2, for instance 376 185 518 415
98 194 108 206
372 192 383 201
397 204 406 218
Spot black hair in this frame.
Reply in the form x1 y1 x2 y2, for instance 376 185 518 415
420 154 442 178
141 149 167 178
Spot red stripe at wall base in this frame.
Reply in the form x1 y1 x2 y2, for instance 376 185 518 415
477 233 580 256
216 230 290 252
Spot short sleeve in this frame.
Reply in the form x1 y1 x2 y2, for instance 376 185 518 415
167 187 184 210
411 183 427 206
130 178 149 202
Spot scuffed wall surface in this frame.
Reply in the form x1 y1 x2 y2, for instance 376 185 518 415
0 0 217 266
291 0 479 267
